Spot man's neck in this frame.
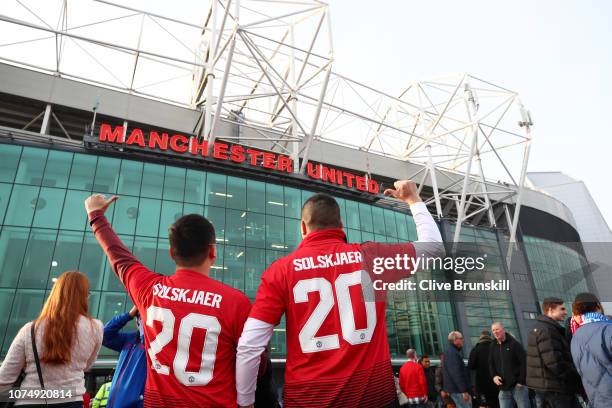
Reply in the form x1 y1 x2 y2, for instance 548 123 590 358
176 264 210 276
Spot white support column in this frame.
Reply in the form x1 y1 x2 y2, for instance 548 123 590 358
426 144 443 218
40 104 52 135
204 0 218 141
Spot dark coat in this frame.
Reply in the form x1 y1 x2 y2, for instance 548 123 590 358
488 333 526 391
468 335 498 397
442 344 470 394
571 321 612 408
423 366 437 401
526 315 581 394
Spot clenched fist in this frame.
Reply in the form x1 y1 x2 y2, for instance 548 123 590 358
85 194 118 214
383 180 421 205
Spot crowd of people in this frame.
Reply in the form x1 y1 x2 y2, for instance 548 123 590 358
0 179 608 408
396 297 612 408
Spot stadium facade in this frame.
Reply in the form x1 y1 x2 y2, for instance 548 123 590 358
0 63 595 368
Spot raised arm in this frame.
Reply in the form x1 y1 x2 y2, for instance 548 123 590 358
85 194 157 304
103 310 136 352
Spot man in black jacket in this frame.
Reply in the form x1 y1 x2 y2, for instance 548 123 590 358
468 330 499 408
527 297 581 408
489 323 529 408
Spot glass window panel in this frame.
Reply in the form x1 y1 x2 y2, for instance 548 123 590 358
205 173 227 207
136 198 161 237
5 184 39 226
93 157 120 193
155 238 174 275
2 289 45 354
384 209 398 238
98 292 129 328
117 160 143 195
88 291 101 323
205 206 225 243
183 203 204 216
224 245 245 290
18 229 56 289
78 234 106 291
361 231 374 242
246 180 265 213
162 166 185 202
246 212 265 249
48 230 84 287
284 187 301 219
395 212 409 240
301 190 315 204
266 250 285 267
68 154 97 190
226 209 245 247
0 183 12 223
42 150 72 188
210 244 224 281
374 234 387 243
336 198 347 224
103 235 133 292
133 237 157 271
266 184 284 216
0 227 29 287
245 247 266 299
0 144 22 183
372 207 386 235
358 203 373 233
160 201 183 233
266 215 285 250
0 289 16 352
226 176 247 210
32 187 66 229
344 200 360 230
15 147 48 186
59 190 90 231
140 163 164 199
111 196 139 235
285 218 301 251
184 170 206 204
346 229 361 243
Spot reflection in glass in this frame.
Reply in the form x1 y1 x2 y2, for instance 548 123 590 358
0 144 22 183
15 147 47 186
42 150 72 188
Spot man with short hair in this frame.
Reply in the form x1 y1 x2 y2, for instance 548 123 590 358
488 322 528 408
399 349 428 407
442 331 471 408
85 194 252 407
419 355 437 408
527 297 581 408
236 180 444 407
468 330 498 408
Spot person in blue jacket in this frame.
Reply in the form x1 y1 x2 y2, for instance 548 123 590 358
103 306 146 408
570 292 612 408
442 331 472 408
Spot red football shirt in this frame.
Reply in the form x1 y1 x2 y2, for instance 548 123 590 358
89 210 251 408
249 228 416 407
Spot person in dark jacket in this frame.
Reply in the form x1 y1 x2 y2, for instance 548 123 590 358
488 323 528 408
442 331 471 408
103 306 147 408
467 330 498 408
435 353 455 408
570 292 612 408
419 355 437 406
527 297 581 408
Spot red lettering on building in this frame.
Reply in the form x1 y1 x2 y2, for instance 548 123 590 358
355 176 367 191
262 152 277 170
230 145 246 163
321 166 336 184
169 134 189 153
277 155 292 173
368 178 380 194
213 143 229 160
189 137 209 156
246 149 263 166
343 172 355 188
99 123 124 143
307 162 321 178
126 128 145 147
149 131 168 150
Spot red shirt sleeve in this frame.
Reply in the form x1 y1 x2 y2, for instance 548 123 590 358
399 363 408 395
418 364 428 397
88 210 159 306
248 261 286 325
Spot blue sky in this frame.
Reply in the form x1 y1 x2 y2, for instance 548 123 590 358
330 0 612 227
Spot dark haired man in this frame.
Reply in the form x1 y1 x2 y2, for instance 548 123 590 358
85 194 252 407
526 297 581 408
236 180 444 408
570 292 612 407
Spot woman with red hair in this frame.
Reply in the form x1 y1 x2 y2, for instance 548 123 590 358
0 271 103 407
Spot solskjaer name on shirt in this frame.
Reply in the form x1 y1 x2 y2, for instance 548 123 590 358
292 251 363 271
152 283 222 308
